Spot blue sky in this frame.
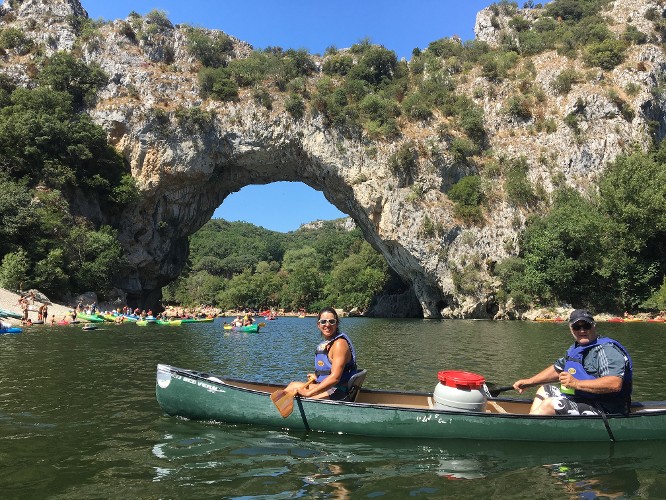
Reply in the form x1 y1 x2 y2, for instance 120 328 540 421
83 0 495 231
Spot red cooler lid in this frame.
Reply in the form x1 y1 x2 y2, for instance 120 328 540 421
437 370 486 390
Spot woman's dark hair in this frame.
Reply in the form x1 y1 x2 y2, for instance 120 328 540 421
317 306 339 320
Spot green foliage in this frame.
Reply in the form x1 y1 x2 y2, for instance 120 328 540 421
517 28 554 56
112 174 140 205
479 50 519 81
66 224 124 293
185 28 233 68
348 46 398 88
0 85 127 206
427 38 464 59
226 51 279 87
504 157 537 207
359 93 400 138
450 137 480 164
170 220 392 312
401 91 432 121
37 52 108 109
497 142 666 311
322 54 354 76
545 0 609 22
451 261 485 297
642 276 666 311
0 27 34 54
448 176 485 224
197 67 239 101
174 106 214 133
551 68 581 95
622 25 648 45
504 94 532 120
281 49 318 79
323 241 389 310
145 9 172 30
33 248 69 296
607 89 635 122
0 70 134 300
252 87 273 109
0 249 30 291
285 93 305 119
388 142 418 174
583 38 626 70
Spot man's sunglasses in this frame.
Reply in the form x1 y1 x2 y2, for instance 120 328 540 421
318 319 337 325
571 322 593 331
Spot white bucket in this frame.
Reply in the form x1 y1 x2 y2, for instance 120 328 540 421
433 370 487 413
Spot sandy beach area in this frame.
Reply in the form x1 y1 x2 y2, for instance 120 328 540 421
0 288 73 325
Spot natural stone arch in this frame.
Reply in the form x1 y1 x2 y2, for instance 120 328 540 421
112 115 447 317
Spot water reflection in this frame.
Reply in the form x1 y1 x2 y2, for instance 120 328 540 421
150 419 665 498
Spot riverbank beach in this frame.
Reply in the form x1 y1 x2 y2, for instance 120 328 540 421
0 288 73 325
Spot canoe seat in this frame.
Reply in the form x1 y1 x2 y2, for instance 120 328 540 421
343 369 367 402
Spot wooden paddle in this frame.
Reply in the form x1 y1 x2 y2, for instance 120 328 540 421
271 374 316 418
483 382 539 398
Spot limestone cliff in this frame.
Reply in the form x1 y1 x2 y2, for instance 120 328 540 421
2 0 665 317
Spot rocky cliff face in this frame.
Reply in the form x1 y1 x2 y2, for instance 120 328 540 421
3 0 666 317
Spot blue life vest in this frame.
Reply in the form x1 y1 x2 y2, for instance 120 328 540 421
314 332 357 388
563 337 632 407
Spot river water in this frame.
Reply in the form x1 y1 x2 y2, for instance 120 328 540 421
1 317 665 498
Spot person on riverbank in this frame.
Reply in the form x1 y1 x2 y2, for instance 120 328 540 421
513 309 632 416
284 307 359 400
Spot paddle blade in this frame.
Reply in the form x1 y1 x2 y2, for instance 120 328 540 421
271 375 316 418
270 388 296 417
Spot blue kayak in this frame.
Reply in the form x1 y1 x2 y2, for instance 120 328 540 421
0 327 22 334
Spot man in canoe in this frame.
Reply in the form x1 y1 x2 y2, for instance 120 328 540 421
284 307 359 400
513 309 632 416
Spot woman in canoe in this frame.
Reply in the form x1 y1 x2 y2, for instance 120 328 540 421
513 309 632 416
284 307 359 400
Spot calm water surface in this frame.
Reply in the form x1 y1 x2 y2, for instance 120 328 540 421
1 317 666 498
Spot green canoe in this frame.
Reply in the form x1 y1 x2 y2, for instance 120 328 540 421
156 364 666 442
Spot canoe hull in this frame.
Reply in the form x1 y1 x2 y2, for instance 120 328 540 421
155 364 666 442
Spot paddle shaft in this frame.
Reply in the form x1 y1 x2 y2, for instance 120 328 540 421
485 382 540 398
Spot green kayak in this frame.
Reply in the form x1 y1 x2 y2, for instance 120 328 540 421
0 308 22 319
156 364 666 443
76 313 105 323
156 319 182 326
180 317 214 324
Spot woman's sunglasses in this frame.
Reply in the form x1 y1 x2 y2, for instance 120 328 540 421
571 322 593 331
318 319 337 325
